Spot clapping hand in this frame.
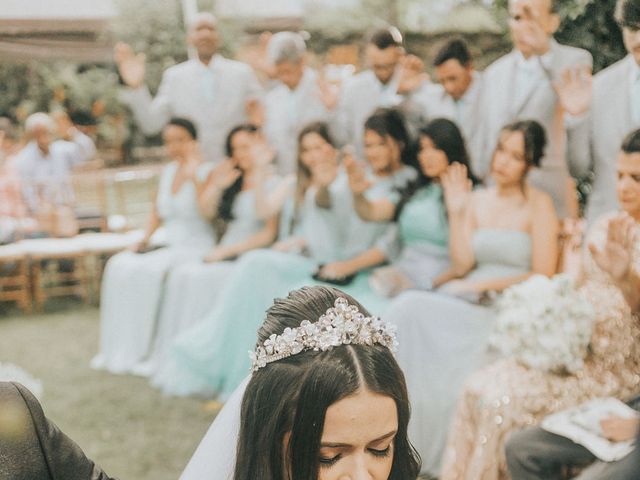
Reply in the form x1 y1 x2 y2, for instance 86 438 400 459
554 65 592 117
589 213 637 281
114 42 146 89
245 97 265 127
312 156 339 189
317 72 340 111
344 147 371 195
397 54 429 95
510 1 552 57
441 162 472 215
207 159 242 191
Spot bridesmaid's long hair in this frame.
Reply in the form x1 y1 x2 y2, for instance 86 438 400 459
395 118 477 220
217 123 260 222
234 286 421 480
364 107 416 171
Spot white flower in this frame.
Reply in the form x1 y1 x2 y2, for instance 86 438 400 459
490 274 595 373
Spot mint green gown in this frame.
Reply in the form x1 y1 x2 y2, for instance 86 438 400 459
155 175 452 399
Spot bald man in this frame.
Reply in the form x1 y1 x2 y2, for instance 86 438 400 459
116 13 262 163
476 0 592 218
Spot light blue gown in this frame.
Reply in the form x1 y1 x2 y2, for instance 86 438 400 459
92 162 216 374
385 229 532 476
378 184 451 290
136 180 279 378
154 167 417 398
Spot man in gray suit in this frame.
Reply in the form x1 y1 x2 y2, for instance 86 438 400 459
478 0 593 218
261 32 332 175
331 27 426 156
115 12 262 163
0 382 114 480
575 0 640 223
413 38 484 177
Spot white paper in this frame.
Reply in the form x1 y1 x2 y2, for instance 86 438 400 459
542 397 639 462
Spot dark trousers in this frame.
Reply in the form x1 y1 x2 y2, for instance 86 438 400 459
505 426 638 480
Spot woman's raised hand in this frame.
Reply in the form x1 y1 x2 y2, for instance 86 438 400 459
441 162 472 215
208 159 242 191
344 148 371 195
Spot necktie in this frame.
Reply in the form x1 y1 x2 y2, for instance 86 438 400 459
201 68 215 104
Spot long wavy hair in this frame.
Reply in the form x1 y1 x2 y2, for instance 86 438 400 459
395 117 477 220
217 124 260 222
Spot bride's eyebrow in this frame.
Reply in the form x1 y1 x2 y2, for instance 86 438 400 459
320 430 397 448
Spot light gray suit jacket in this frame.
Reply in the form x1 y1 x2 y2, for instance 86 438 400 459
478 40 592 217
264 68 331 175
572 54 640 223
412 71 484 177
120 56 262 163
332 69 405 156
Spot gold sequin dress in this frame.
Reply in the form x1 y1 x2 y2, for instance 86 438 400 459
440 216 640 480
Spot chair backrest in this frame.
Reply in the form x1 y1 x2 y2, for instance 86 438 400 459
71 172 108 232
107 167 161 230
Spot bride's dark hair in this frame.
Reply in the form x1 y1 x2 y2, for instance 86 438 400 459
233 285 421 480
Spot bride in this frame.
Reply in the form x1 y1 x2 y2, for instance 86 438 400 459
180 285 421 479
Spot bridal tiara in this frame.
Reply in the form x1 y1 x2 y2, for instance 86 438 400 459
249 297 398 372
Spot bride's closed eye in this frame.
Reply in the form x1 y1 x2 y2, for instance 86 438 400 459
319 454 341 467
369 445 392 458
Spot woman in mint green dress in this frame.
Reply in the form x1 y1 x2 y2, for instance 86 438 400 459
387 120 561 477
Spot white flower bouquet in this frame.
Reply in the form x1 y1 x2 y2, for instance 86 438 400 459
489 274 595 374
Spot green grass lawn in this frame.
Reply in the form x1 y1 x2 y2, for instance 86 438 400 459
0 300 216 480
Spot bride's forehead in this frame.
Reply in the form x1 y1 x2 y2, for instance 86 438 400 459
320 391 397 444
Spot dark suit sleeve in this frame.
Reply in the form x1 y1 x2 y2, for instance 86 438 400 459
13 382 116 480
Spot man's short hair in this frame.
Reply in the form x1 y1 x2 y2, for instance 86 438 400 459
622 128 640 154
187 12 217 32
24 113 54 134
434 39 472 67
367 27 403 50
615 0 640 28
266 31 306 65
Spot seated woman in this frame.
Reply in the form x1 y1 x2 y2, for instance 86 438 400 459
0 133 39 243
153 109 418 398
132 124 281 377
345 118 478 296
91 117 216 374
440 128 640 480
385 120 559 476
180 285 422 480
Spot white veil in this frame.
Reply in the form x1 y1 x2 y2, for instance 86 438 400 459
179 376 249 480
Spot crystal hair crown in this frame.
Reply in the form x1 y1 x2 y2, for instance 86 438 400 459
249 297 398 372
